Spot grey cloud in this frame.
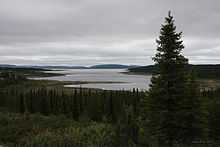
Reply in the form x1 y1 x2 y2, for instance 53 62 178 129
0 0 220 65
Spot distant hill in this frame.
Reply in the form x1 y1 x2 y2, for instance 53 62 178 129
0 65 45 70
128 64 220 79
0 64 139 70
32 66 89 69
0 64 17 68
128 65 155 74
89 64 138 69
29 64 135 69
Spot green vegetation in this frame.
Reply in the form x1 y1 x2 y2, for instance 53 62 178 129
128 64 220 79
0 69 144 146
145 12 202 147
0 12 220 147
0 86 143 122
0 67 64 78
0 113 116 147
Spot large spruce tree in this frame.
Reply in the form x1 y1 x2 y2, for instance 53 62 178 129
146 12 201 147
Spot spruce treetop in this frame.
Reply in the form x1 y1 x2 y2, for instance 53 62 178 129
153 11 188 73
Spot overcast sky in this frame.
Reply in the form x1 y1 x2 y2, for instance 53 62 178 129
0 0 220 66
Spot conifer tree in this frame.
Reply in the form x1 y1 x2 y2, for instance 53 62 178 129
179 71 204 146
19 93 25 113
208 92 220 144
146 11 190 147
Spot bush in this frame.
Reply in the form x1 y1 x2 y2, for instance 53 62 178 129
18 122 116 147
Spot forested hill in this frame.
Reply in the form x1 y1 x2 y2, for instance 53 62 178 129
128 64 220 79
0 64 139 69
89 64 135 69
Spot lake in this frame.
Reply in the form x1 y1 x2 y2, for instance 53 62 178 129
38 69 151 90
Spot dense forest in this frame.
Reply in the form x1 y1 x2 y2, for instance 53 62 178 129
1 12 220 147
128 64 220 79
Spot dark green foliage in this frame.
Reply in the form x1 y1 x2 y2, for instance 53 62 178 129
18 123 116 147
0 67 63 79
145 12 203 147
189 64 220 79
0 112 116 147
0 113 77 145
0 71 27 86
116 105 140 146
179 71 205 145
0 76 219 147
147 11 188 147
0 83 145 146
201 88 220 145
129 64 220 79
208 99 220 144
0 86 144 123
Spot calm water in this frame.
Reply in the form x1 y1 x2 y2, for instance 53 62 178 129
38 69 151 90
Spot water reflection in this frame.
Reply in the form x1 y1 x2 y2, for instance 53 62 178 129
37 69 151 90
